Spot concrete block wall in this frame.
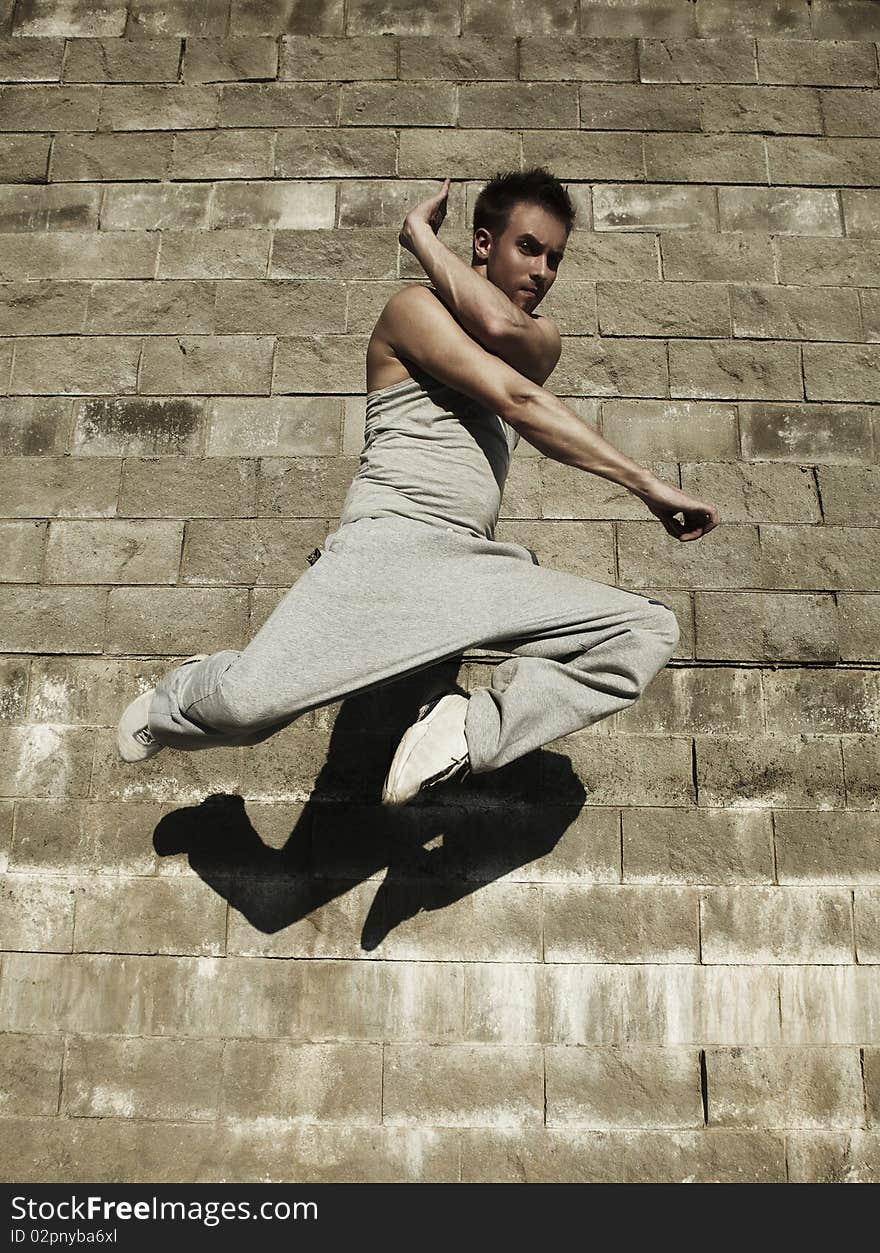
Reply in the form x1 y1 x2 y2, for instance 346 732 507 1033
1 0 880 1183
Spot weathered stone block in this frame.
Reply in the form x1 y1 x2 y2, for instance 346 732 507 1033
0 725 94 798
120 457 256 517
804 344 880 403
701 885 853 963
157 230 269 280
775 810 880 886
521 131 644 182
787 1130 880 1184
12 336 141 395
541 456 676 518
0 1033 62 1116
769 136 880 188
0 232 157 281
212 181 335 230
11 798 164 875
618 521 761 590
492 519 614 582
63 1036 222 1120
219 81 338 127
222 1040 382 1122
383 1043 544 1126
139 336 274 395
0 587 107 653
838 594 880 663
694 590 839 662
0 659 28 724
184 36 278 82
0 456 120 518
759 524 880 591
271 228 399 280
45 519 183 585
172 129 274 180
552 337 668 396
740 401 873 463
542 732 694 807
763 668 880 735
578 2 696 37
99 186 213 234
51 132 172 181
645 133 766 183
275 126 397 178
545 964 782 1045
695 734 845 808
623 807 774 885
701 84 821 133
669 339 802 401
0 83 98 128
64 36 181 81
842 736 880 811
0 873 75 950
661 231 774 281
545 1044 702 1127
779 966 880 1044
696 0 811 36
732 284 860 341
616 665 762 737
341 82 455 126
74 876 226 956
0 133 50 182
597 280 729 336
104 587 248 654
0 186 99 233
544 884 699 962
855 891 880 963
719 187 841 235
400 34 517 78
72 397 203 457
639 36 756 83
0 36 64 82
681 461 820 523
256 455 358 516
338 178 468 230
583 82 701 130
706 1046 863 1128
0 519 46 581
603 399 739 460
279 34 396 80
99 84 219 130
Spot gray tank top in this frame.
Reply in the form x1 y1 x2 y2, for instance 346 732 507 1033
338 361 520 540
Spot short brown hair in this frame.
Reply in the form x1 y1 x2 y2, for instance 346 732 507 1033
473 167 577 239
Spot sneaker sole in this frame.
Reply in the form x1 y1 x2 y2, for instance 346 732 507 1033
116 653 208 764
381 694 468 807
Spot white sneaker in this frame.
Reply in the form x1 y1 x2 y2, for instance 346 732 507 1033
381 692 471 807
116 654 207 763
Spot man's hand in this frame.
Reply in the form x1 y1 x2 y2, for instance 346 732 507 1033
632 478 720 541
399 177 451 255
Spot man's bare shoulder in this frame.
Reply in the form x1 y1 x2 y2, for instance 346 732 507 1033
375 283 463 340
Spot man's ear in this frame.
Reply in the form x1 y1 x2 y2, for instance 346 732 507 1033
472 227 493 262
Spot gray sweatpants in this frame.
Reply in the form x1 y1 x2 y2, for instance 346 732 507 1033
148 515 679 774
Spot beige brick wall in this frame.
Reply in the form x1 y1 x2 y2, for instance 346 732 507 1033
1 0 880 1184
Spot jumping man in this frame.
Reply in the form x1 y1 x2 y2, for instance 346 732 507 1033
117 168 719 807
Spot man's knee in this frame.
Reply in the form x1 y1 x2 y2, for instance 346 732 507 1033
643 599 680 656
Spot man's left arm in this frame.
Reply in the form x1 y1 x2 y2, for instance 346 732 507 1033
403 217 563 386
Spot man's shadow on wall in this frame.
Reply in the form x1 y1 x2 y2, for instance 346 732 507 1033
152 657 586 951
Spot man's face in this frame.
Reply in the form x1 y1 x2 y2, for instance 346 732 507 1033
473 200 569 313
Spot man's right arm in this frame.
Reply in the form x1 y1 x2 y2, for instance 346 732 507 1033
382 285 655 495
380 285 720 541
